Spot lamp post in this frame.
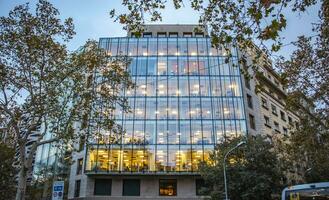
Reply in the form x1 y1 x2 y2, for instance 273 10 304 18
223 141 246 200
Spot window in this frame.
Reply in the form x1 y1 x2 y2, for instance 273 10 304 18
280 111 286 121
268 74 272 80
249 114 256 130
247 94 253 109
244 76 251 89
283 127 288 135
169 32 178 37
183 32 192 37
74 180 81 197
195 32 204 37
261 98 268 109
196 179 210 196
274 121 280 133
157 32 166 37
264 115 271 127
159 179 177 196
77 158 83 175
143 32 152 37
94 179 112 196
78 136 85 151
271 104 277 115
274 80 280 86
288 116 293 124
123 179 140 196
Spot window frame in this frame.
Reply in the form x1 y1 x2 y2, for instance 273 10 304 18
76 158 83 175
264 115 271 128
159 179 177 196
123 179 141 196
247 94 253 109
94 179 112 196
249 114 256 130
271 104 278 116
74 180 81 198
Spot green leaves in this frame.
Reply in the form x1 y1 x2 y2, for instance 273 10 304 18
199 136 286 200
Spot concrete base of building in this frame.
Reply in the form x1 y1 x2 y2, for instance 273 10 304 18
71 197 206 200
68 174 207 200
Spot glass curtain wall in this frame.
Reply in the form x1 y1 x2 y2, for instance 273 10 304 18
85 37 247 173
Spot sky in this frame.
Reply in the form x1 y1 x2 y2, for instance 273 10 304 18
0 0 321 57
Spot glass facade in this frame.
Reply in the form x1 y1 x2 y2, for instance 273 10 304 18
85 37 247 173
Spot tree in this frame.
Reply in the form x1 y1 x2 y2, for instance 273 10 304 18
199 136 286 200
0 143 16 200
110 0 318 58
0 1 133 199
26 148 72 200
277 0 329 183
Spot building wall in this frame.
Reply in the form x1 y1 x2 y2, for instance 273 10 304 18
239 47 299 138
69 27 247 199
128 24 208 37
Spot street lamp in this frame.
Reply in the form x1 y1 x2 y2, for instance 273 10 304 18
223 141 246 200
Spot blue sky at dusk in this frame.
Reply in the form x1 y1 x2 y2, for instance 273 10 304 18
0 0 320 57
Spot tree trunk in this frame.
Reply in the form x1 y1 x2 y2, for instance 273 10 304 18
16 166 27 200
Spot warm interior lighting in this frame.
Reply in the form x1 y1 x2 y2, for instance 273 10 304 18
159 52 164 56
175 52 180 56
191 52 197 56
159 84 164 88
193 84 199 88
229 84 236 89
155 110 159 114
224 108 230 114
143 52 148 56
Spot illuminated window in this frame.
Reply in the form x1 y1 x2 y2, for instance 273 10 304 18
159 179 177 196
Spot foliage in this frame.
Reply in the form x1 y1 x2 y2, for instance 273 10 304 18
277 0 329 183
0 1 133 199
199 135 286 200
110 0 317 55
0 143 16 200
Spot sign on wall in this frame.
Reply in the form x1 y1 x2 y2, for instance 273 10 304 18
52 181 64 200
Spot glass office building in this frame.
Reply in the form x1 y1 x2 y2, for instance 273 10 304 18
84 36 247 174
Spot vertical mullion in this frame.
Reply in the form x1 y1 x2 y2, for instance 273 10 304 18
196 38 205 162
143 38 149 172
